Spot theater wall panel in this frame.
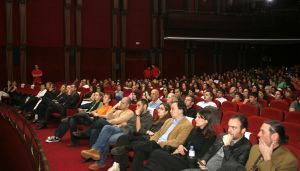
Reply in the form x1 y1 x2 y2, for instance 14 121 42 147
162 41 185 79
126 0 152 49
82 0 112 48
27 47 65 82
166 0 186 11
0 2 5 46
125 50 150 79
222 44 239 72
27 0 64 47
194 43 214 74
0 47 6 88
80 48 112 80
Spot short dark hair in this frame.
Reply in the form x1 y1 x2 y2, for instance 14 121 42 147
249 92 258 98
175 99 187 116
139 99 148 108
264 120 288 144
230 114 248 130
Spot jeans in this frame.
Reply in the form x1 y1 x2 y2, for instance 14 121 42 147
92 125 125 164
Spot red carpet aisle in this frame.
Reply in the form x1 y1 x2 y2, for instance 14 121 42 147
34 122 113 171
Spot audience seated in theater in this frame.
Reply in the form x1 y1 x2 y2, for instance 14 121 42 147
243 92 262 113
232 92 245 107
28 84 67 120
196 91 217 109
81 99 150 170
245 120 298 171
25 82 56 119
108 103 171 171
289 95 300 112
18 83 48 114
114 84 124 101
184 95 197 118
185 114 251 171
0 80 17 103
215 89 227 104
147 89 162 114
125 100 193 171
45 92 108 145
37 84 80 129
143 108 217 171
77 97 134 148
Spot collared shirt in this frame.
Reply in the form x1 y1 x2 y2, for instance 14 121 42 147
158 118 180 142
148 99 162 115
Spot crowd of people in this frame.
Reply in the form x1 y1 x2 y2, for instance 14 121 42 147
1 65 300 171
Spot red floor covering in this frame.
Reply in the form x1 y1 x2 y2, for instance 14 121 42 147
34 122 114 171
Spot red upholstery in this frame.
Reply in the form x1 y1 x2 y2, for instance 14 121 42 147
221 111 240 131
247 116 268 135
213 100 221 109
129 104 137 111
270 100 289 112
214 124 224 136
260 107 284 121
238 104 259 117
220 101 238 112
258 99 268 108
282 122 300 148
284 111 300 124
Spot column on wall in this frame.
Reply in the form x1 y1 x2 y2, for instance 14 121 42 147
120 0 127 81
19 0 27 83
112 0 120 80
75 0 82 80
64 0 72 82
5 0 13 81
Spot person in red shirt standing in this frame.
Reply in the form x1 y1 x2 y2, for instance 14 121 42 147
151 64 161 79
143 66 152 79
32 65 43 85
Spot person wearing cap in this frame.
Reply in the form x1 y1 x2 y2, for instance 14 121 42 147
246 120 298 171
32 64 43 85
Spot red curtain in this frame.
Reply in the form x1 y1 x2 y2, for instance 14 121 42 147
0 2 5 46
194 43 214 74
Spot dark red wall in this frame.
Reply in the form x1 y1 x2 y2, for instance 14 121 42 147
126 0 152 49
194 43 214 74
82 0 112 48
163 41 185 79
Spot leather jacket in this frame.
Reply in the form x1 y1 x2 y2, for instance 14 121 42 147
201 134 252 166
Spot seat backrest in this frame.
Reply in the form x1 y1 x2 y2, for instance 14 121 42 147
238 104 259 117
284 144 300 171
284 111 300 124
282 122 300 148
220 101 238 112
247 116 268 135
258 99 268 108
260 107 284 121
270 100 289 112
221 111 240 131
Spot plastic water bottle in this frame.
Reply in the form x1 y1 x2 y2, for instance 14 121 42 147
188 145 196 168
188 145 195 159
34 114 38 120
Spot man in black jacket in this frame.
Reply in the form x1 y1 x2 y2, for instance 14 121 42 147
197 114 251 171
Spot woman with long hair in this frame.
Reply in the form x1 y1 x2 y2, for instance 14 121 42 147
143 108 218 171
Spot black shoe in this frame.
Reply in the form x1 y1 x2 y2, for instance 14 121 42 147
72 131 87 138
82 158 93 163
25 113 34 120
111 146 128 155
36 123 47 130
67 142 79 147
